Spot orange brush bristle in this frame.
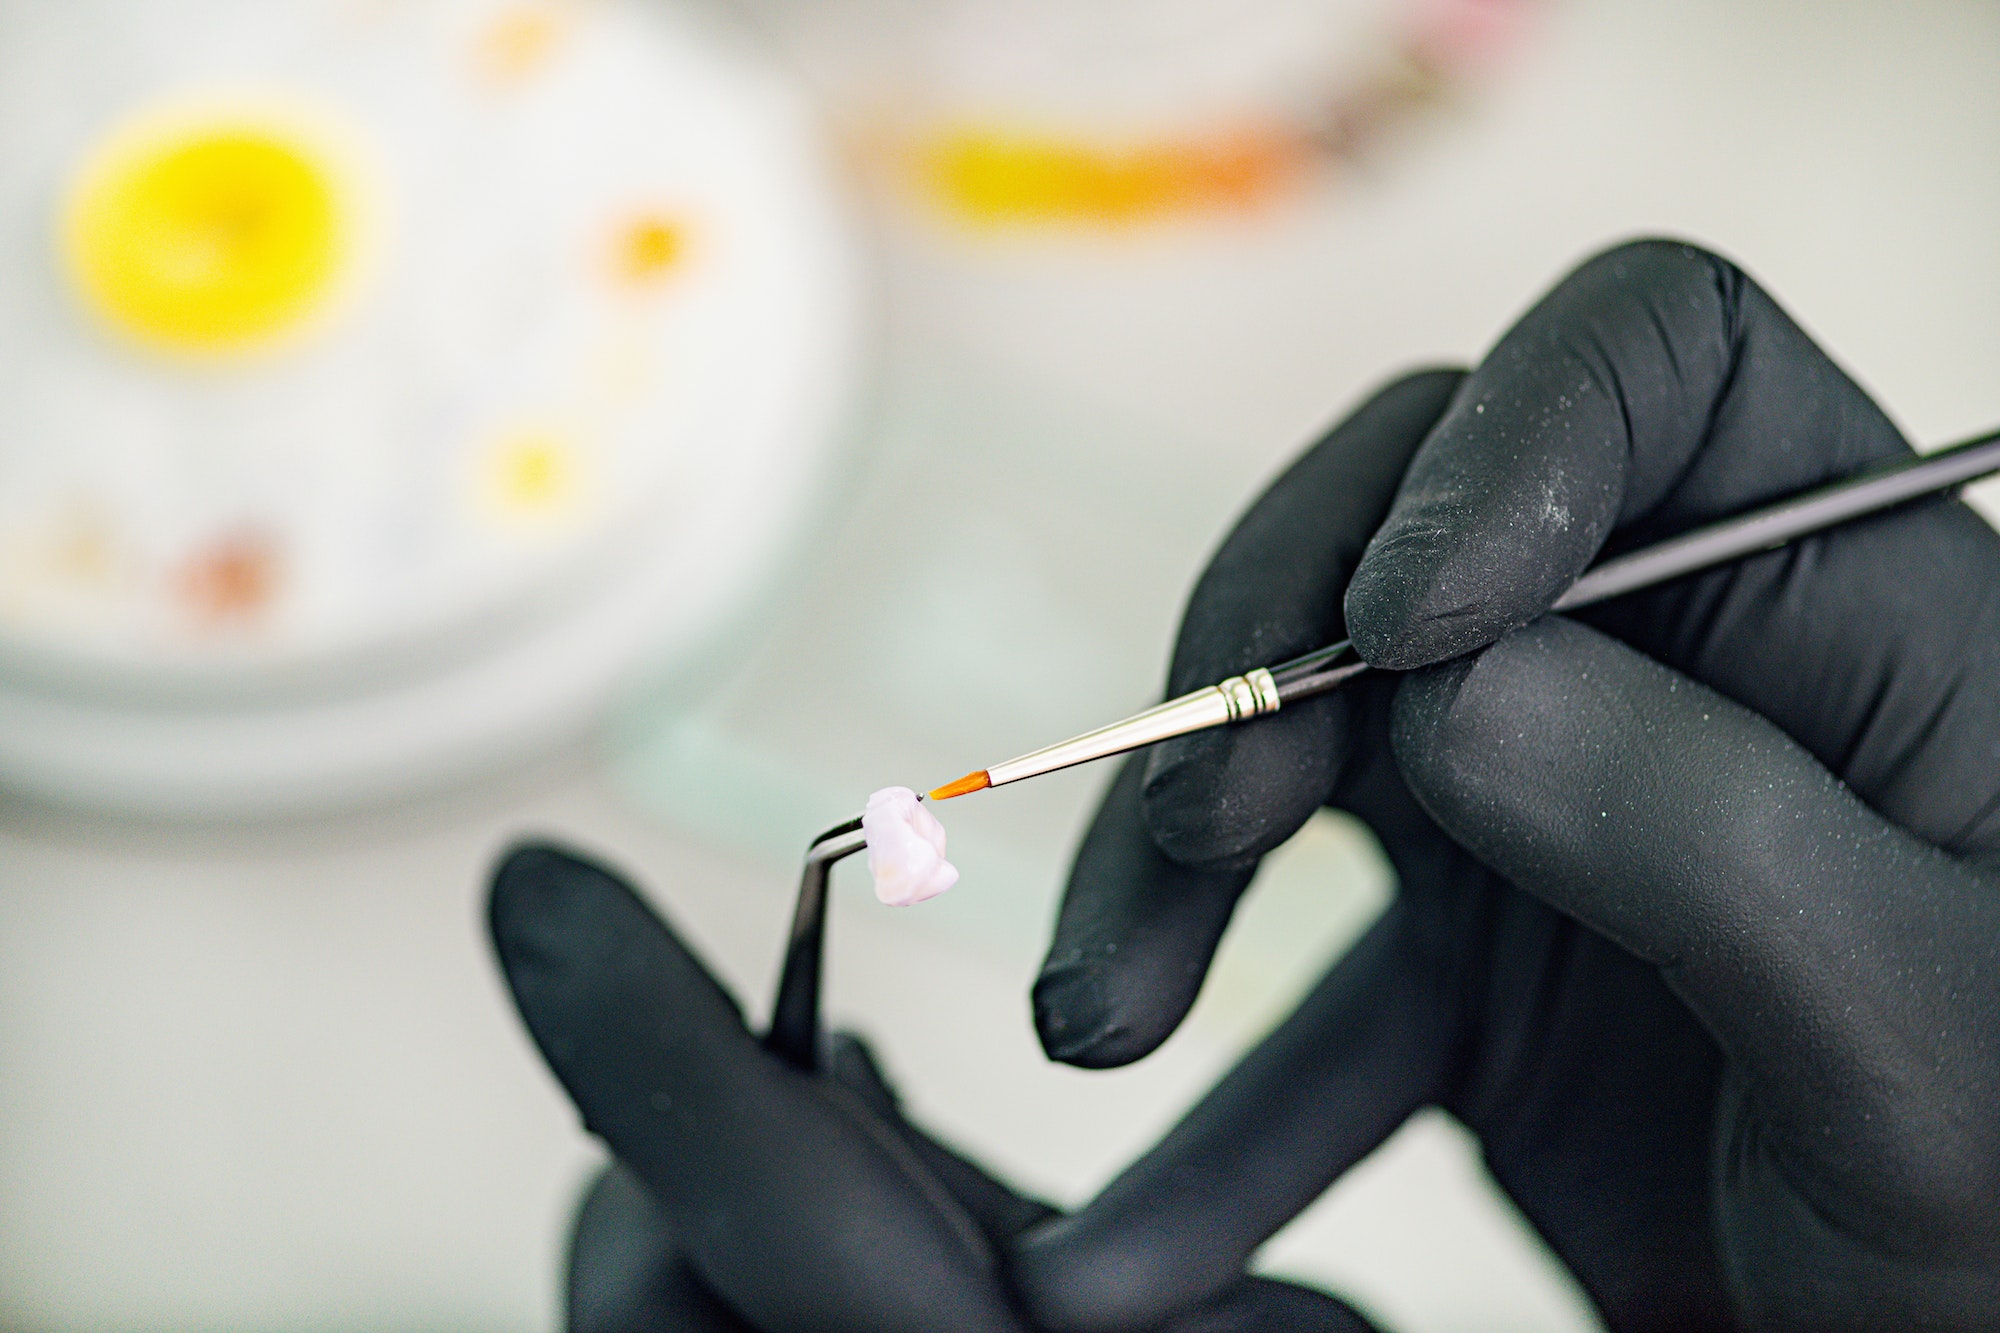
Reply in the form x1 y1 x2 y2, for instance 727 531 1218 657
928 770 991 801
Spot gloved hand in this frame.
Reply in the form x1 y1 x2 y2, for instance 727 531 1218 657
1014 240 2000 1333
487 844 1378 1332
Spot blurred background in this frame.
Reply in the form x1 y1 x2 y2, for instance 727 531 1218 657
0 0 1996 1329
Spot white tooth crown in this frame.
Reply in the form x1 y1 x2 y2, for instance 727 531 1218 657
862 786 960 907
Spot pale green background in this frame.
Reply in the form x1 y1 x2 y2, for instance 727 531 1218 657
2 2 1998 1329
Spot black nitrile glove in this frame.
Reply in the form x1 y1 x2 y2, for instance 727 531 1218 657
487 844 1377 1333
1015 240 2000 1333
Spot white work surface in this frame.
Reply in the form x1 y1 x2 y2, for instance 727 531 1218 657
3 2 1999 1329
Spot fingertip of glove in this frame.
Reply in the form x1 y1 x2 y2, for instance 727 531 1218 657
1043 753 1262 1068
486 840 658 997
491 840 603 935
1032 961 1155 1069
1341 553 1427 672
1343 531 1506 672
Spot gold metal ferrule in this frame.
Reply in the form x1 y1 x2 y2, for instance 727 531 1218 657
985 666 1284 789
1219 667 1281 721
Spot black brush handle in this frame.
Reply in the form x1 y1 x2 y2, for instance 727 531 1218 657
1271 426 2000 706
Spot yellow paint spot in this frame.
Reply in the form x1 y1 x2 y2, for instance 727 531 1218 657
474 6 568 86
610 213 686 287
48 509 117 587
481 429 588 524
61 98 370 354
914 124 1309 227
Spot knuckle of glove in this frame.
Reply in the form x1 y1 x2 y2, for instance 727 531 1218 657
1346 238 1746 672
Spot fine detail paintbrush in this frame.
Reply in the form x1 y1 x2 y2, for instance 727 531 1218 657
926 426 2000 804
765 425 2000 1071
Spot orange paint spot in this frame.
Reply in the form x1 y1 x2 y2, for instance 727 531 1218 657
610 214 686 287
177 529 281 627
915 124 1310 227
474 6 567 87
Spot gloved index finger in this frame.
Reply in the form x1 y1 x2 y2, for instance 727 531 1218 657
1344 238 1912 671
1034 370 1461 1071
488 843 1031 1333
1142 366 1464 869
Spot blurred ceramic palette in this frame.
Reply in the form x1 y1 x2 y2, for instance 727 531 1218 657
0 0 859 811
737 0 1535 228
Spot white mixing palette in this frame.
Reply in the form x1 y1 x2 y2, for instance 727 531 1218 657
0 0 860 810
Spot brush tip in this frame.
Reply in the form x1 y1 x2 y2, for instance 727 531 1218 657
928 770 991 802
